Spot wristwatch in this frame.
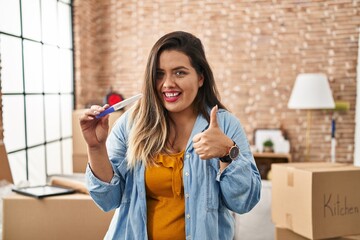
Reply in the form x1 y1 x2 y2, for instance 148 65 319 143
219 141 240 163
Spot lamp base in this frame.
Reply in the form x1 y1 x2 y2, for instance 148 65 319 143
331 138 336 163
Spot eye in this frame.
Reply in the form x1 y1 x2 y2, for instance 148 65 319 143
175 70 186 77
156 71 164 80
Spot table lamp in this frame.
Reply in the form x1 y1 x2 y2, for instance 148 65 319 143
288 73 335 161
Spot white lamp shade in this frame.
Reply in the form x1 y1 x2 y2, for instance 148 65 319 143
288 73 335 109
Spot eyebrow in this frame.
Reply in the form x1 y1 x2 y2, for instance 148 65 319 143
157 66 190 71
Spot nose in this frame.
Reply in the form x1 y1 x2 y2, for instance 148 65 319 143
163 74 176 88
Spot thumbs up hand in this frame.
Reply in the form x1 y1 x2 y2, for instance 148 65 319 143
192 105 234 160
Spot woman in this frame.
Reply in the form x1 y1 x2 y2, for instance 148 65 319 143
80 31 261 240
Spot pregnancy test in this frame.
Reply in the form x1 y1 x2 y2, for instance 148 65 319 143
95 93 142 118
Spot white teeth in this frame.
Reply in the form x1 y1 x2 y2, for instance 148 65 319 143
165 92 180 97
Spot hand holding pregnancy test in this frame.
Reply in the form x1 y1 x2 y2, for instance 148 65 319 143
95 93 142 118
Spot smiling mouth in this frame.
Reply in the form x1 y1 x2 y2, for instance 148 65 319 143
163 92 181 102
164 92 180 97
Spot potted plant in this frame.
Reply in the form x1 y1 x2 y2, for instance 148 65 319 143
263 139 274 153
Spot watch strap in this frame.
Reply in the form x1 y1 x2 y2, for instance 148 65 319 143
219 154 232 163
219 141 238 163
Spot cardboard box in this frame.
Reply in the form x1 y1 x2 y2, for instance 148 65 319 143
72 109 123 172
72 109 89 155
275 226 360 240
3 193 114 240
0 143 13 183
272 162 360 239
72 109 123 155
73 153 89 173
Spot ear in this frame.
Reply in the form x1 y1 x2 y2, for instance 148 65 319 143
198 74 204 88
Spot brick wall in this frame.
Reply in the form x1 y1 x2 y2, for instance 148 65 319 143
73 0 360 163
0 39 3 141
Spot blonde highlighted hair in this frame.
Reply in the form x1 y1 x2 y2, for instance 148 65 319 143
126 31 226 168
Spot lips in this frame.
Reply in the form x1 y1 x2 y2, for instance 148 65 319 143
163 91 181 102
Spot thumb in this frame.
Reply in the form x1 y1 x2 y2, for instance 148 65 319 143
100 114 110 127
209 105 219 128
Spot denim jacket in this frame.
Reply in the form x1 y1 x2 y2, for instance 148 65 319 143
86 108 261 240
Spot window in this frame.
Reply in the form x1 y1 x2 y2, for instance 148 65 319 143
0 0 73 185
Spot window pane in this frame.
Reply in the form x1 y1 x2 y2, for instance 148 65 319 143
43 45 60 93
46 141 62 175
41 0 58 45
28 146 46 185
8 151 27 185
60 0 70 4
59 48 73 93
61 94 73 137
0 0 21 35
0 34 23 93
3 95 26 152
23 40 43 93
2 0 73 187
44 95 61 141
21 0 41 41
58 2 72 48
26 95 45 147
62 138 72 174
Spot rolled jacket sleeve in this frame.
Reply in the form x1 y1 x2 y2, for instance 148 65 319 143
86 164 123 212
217 153 261 214
85 112 130 212
216 110 261 214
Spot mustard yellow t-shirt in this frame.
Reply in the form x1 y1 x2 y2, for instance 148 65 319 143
145 151 185 240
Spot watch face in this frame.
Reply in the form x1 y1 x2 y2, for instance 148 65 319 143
229 145 240 160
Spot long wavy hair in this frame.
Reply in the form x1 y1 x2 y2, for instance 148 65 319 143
126 31 226 168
